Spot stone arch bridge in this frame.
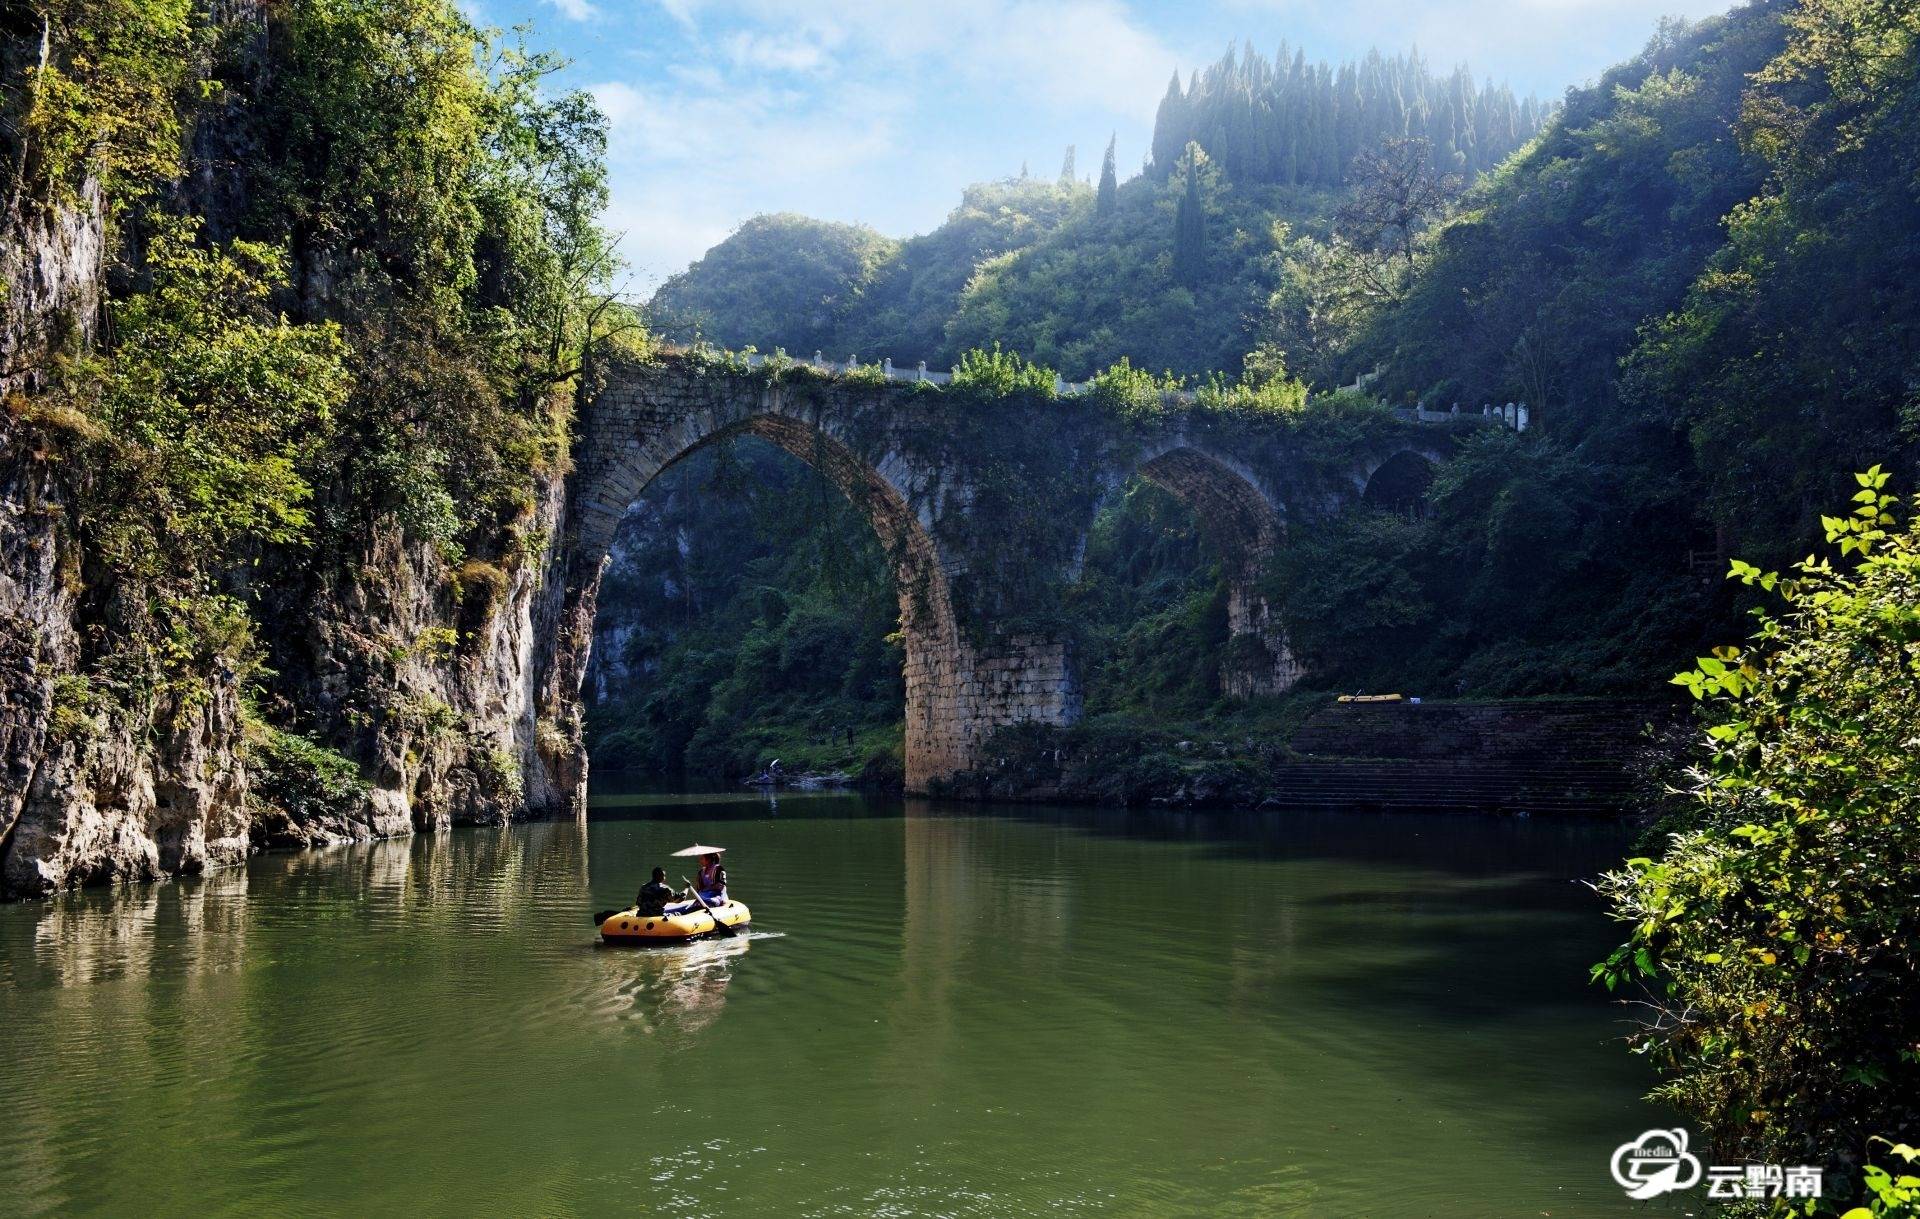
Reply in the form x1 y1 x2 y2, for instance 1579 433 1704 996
537 352 1464 794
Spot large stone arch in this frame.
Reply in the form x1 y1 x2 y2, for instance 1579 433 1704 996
1124 439 1302 698
524 352 1478 814
547 358 1080 798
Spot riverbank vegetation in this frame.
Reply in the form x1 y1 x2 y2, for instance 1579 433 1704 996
1598 470 1920 1207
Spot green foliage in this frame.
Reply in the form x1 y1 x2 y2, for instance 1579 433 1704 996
1150 43 1548 189
645 133 1372 382
1347 9 1783 429
58 218 349 578
1096 135 1118 218
1172 143 1207 286
384 694 461 748
249 722 370 824
1085 358 1183 419
1070 479 1232 720
1595 469 1920 1203
1257 0 1920 700
944 150 1304 380
652 180 1090 366
1258 426 1707 695
1247 222 1381 386
414 626 460 661
1849 1139 1920 1219
46 674 102 742
1621 0 1920 562
473 746 523 802
1 0 198 213
650 213 899 354
246 0 618 540
1190 369 1308 417
950 343 1057 398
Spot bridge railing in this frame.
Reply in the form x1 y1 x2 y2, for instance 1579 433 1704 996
665 344 1527 431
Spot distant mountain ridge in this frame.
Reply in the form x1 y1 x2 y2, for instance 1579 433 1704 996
649 42 1550 380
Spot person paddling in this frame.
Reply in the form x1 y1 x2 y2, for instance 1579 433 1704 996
635 867 676 916
664 853 727 914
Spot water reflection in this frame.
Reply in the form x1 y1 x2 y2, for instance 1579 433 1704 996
594 936 751 1036
0 793 1670 1218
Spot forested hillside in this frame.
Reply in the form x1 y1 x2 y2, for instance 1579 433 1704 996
1149 45 1549 188
1289 0 1920 652
650 42 1548 380
599 0 1920 783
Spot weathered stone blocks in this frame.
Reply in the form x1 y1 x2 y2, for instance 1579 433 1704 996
551 353 1446 797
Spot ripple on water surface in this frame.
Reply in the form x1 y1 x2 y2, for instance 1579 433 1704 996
0 791 1679 1217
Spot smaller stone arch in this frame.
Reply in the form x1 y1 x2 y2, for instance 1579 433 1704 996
1126 441 1303 699
1362 449 1439 519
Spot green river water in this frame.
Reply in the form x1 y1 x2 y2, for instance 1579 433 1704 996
0 787 1681 1217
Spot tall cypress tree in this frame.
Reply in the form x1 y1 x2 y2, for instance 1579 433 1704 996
1173 143 1206 286
1059 145 1076 185
1096 134 1118 217
1145 42 1549 189
1151 70 1186 176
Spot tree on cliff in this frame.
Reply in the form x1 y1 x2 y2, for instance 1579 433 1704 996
1096 134 1118 218
1331 137 1454 299
1172 144 1206 286
1058 145 1076 185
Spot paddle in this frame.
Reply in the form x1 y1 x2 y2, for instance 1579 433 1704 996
591 908 620 926
680 874 738 938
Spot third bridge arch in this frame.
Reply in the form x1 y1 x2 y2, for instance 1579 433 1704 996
552 351 1461 793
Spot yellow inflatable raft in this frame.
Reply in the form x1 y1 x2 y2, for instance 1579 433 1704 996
600 901 751 945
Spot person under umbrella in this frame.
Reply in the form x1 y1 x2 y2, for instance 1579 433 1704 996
663 845 728 914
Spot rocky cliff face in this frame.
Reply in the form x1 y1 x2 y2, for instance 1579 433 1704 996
0 160 223 894
0 228 588 897
245 471 584 855
0 7 590 899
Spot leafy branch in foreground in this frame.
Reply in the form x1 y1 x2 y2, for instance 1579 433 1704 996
1596 465 1920 1209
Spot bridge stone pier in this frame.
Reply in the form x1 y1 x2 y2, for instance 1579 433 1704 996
538 351 1460 795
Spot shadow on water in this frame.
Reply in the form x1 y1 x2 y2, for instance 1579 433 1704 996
588 771 1643 880
938 798 1642 879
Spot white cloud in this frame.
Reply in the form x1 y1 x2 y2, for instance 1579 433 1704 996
721 29 835 73
995 1 1175 118
591 69 914 287
544 0 598 19
647 0 707 27
584 0 1181 283
657 0 1175 115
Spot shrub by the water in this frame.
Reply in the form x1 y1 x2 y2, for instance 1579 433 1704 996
1596 469 1920 1206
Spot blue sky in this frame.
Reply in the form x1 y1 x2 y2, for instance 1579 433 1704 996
468 0 1739 291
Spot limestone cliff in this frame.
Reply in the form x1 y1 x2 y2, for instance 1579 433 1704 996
0 3 591 898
